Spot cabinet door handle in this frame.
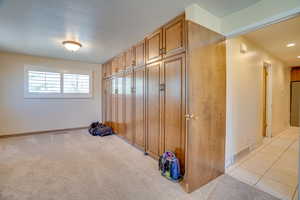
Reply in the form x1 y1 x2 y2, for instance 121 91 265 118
184 114 198 120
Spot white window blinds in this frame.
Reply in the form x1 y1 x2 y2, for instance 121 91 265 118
28 71 61 93
63 74 90 94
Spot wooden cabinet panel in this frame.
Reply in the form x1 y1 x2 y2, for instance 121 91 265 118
103 79 112 127
134 67 146 149
135 41 145 67
146 62 162 158
124 72 134 142
125 48 135 69
146 29 162 64
117 75 125 136
111 58 119 75
106 61 112 77
118 53 126 72
162 54 186 171
291 67 300 81
163 14 185 57
111 78 118 132
102 63 107 78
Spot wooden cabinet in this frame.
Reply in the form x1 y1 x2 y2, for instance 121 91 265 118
161 54 186 171
135 41 145 67
125 48 135 69
146 29 163 64
163 14 185 58
146 61 162 158
134 67 146 149
101 13 226 194
124 71 134 142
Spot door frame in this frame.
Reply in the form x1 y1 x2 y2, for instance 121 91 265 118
263 61 273 138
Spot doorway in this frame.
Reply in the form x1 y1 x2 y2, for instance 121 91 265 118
291 81 300 127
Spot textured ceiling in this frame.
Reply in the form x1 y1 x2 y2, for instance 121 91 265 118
0 0 260 63
244 15 300 67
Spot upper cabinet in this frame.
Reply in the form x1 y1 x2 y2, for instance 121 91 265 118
103 14 185 77
145 14 185 64
146 29 163 64
125 47 135 70
102 61 112 78
163 14 185 58
135 40 145 67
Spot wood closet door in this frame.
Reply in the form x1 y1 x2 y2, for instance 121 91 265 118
111 77 118 132
111 58 118 75
163 14 185 58
117 75 125 136
146 62 162 158
134 67 146 149
106 79 112 127
162 54 186 171
135 41 145 67
103 79 112 127
124 72 134 142
125 48 135 69
146 29 162 64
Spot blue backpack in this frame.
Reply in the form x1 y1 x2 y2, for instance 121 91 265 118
159 151 182 182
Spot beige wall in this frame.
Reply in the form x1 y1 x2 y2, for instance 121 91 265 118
226 36 290 165
0 51 101 135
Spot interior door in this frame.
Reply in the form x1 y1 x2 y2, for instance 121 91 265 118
134 67 146 150
146 29 162 64
291 82 300 126
124 72 134 142
262 66 268 137
111 77 118 133
163 14 185 58
146 61 162 158
161 54 186 171
183 21 226 193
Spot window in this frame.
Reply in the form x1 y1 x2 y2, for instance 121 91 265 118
24 66 92 98
63 74 90 94
28 71 61 93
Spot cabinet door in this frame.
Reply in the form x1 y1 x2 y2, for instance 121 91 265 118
124 72 134 142
111 58 118 75
104 79 112 127
111 78 118 132
163 14 185 58
135 41 145 67
134 67 146 149
118 53 126 72
146 62 162 158
102 63 107 78
125 48 135 70
162 54 186 171
117 75 125 136
106 61 112 77
146 29 162 64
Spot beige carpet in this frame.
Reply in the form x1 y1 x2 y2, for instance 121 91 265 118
0 129 279 200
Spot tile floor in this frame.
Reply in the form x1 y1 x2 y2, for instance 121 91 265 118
226 127 299 200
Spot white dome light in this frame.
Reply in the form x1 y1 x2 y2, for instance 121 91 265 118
62 41 82 52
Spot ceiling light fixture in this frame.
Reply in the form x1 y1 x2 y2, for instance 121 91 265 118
286 43 296 47
62 41 82 52
297 56 300 59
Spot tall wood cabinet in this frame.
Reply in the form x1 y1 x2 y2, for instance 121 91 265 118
101 13 226 193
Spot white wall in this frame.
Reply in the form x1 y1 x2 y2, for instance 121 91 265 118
0 51 101 135
226 36 290 165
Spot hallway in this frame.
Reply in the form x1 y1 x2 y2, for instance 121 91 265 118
227 127 299 200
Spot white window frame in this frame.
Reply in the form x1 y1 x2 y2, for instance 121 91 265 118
24 65 93 99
